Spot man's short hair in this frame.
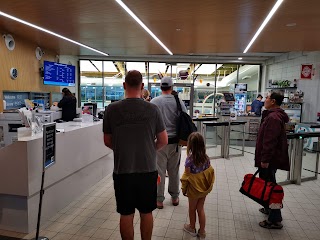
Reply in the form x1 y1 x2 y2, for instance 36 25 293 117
257 94 263 99
270 91 284 106
125 70 142 87
161 86 172 91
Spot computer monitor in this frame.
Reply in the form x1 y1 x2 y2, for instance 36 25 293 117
235 83 247 92
84 103 97 116
223 93 235 102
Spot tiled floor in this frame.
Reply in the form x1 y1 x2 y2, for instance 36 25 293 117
2 148 320 240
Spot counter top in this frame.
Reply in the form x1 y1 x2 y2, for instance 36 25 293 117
236 115 261 118
18 121 102 142
192 117 219 121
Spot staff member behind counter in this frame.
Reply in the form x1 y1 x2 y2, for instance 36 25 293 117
251 94 264 116
54 88 77 122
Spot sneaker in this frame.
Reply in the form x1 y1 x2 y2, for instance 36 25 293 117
157 201 163 209
183 224 197 237
172 197 179 206
197 230 206 239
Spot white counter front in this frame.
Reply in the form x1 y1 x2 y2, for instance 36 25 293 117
0 121 113 233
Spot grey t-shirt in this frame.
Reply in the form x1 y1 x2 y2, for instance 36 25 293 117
103 98 165 174
150 94 187 138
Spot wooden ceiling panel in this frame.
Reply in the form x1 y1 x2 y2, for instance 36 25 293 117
0 0 319 57
248 0 320 52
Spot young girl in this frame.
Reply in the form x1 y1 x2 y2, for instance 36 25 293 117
141 89 151 101
180 132 215 239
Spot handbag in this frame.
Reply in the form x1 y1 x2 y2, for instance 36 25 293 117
239 169 284 209
173 94 197 146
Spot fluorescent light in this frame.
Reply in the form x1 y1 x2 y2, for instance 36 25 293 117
115 0 173 55
286 23 296 27
238 57 243 60
243 0 284 53
0 11 109 56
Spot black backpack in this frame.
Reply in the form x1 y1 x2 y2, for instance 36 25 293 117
174 95 197 146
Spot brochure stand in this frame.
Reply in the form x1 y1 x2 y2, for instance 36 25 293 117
33 123 56 240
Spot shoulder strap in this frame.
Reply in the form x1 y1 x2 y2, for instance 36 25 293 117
174 94 182 112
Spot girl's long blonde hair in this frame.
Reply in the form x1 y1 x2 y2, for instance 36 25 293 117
187 132 209 167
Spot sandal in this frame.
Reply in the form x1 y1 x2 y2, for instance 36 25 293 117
259 220 283 229
259 208 269 215
197 229 206 239
183 224 197 237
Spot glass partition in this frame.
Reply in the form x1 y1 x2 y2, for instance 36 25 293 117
80 60 261 117
301 136 319 180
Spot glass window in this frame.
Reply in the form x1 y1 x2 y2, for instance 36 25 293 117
80 60 103 108
125 62 148 89
80 60 261 116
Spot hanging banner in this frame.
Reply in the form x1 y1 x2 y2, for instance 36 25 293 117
301 64 313 79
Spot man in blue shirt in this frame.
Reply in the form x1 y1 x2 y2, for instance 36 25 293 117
251 94 264 116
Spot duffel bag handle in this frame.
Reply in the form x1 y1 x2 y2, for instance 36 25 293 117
248 169 260 193
253 169 260 177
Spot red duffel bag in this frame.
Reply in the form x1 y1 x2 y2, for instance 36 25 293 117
239 169 284 209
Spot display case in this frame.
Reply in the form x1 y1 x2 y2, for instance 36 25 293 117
266 86 304 123
281 103 303 123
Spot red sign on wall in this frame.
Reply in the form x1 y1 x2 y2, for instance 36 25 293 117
301 64 313 79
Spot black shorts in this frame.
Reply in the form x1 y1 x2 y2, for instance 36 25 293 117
113 171 158 215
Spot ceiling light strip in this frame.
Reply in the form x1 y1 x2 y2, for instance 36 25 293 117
115 0 173 55
243 0 284 53
0 11 109 56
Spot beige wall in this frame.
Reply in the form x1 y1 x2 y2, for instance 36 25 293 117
0 35 60 112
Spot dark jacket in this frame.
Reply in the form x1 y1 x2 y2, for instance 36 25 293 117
254 108 290 171
251 99 264 116
58 96 77 121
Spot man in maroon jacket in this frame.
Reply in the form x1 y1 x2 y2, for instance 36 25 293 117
254 91 290 229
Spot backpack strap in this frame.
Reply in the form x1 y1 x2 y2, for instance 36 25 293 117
173 94 182 151
174 94 182 113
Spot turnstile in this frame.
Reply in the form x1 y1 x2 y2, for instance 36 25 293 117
192 116 219 137
226 121 246 159
203 121 228 159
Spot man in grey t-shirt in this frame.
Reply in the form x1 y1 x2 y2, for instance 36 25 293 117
151 76 187 209
103 70 168 240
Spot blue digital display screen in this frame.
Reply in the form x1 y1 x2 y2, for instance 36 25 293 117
43 61 76 86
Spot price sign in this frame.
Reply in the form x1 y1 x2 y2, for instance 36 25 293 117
43 123 56 169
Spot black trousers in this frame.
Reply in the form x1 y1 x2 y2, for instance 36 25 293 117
259 168 283 223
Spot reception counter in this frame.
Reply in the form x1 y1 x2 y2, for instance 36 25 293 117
0 121 113 233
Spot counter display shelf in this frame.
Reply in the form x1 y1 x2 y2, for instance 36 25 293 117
0 121 113 233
